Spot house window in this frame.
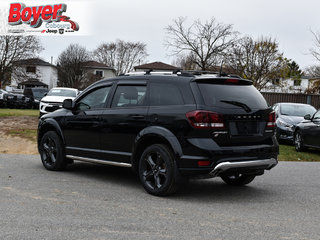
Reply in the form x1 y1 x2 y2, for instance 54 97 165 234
272 79 280 85
95 70 104 78
294 79 301 86
26 66 36 73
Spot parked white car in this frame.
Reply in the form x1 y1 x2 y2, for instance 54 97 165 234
0 89 8 107
39 87 79 116
0 89 8 100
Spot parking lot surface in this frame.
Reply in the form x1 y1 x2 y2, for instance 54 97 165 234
0 154 319 240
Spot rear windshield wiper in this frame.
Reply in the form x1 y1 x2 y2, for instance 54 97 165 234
220 100 252 113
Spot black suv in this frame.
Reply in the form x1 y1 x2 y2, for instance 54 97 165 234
23 87 49 109
38 71 278 196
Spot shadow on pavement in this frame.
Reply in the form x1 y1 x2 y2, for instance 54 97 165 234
50 161 279 202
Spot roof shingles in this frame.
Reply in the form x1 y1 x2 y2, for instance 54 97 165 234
134 61 180 71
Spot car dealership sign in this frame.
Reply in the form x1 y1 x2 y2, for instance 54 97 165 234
4 2 81 35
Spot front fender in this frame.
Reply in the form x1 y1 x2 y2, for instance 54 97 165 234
38 117 65 146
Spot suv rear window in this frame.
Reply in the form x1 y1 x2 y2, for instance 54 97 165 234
198 84 268 110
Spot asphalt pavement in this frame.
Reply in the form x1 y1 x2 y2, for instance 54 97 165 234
0 154 319 240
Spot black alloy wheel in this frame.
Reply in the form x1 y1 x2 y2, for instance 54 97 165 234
40 131 67 171
139 144 178 196
221 173 256 186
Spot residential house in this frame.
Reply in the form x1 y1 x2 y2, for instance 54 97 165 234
261 76 319 93
134 61 181 72
10 59 116 91
77 61 116 89
81 61 116 79
11 58 58 89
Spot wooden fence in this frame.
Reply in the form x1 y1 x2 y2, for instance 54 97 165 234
261 92 320 109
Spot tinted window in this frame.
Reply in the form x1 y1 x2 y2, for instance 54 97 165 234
198 84 268 109
77 86 111 110
150 83 184 106
280 104 316 117
32 88 48 99
111 85 147 107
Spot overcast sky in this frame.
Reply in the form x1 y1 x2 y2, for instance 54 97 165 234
37 0 320 69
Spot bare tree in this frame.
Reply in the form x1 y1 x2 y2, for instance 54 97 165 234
304 65 320 93
0 35 43 88
310 30 320 63
165 17 238 71
303 30 320 93
171 53 198 70
57 44 90 89
93 40 148 75
306 65 320 77
226 36 284 90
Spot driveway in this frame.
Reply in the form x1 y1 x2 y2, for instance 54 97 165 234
0 154 319 240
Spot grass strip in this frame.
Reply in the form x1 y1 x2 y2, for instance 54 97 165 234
0 109 39 117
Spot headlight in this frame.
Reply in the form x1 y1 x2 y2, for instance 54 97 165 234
277 119 294 129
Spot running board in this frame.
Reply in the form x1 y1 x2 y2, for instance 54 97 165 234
66 155 132 168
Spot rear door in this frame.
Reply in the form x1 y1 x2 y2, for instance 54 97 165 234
99 80 149 163
148 81 196 134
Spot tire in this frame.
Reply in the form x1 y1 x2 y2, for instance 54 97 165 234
294 130 306 152
221 173 256 186
39 131 67 171
139 144 179 196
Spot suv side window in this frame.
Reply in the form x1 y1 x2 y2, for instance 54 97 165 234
111 85 147 107
76 86 111 111
150 83 184 106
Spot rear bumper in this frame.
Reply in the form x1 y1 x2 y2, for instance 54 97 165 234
209 158 278 177
177 137 279 177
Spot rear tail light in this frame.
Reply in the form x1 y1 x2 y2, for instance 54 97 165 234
267 112 276 128
186 110 225 129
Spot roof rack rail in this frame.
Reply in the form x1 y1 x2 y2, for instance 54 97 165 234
182 70 220 75
124 71 179 76
122 70 243 78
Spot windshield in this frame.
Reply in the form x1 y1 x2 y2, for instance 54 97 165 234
32 88 48 98
280 104 316 117
47 88 77 97
198 84 268 109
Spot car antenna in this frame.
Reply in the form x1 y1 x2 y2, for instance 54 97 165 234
219 60 224 77
218 60 228 77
